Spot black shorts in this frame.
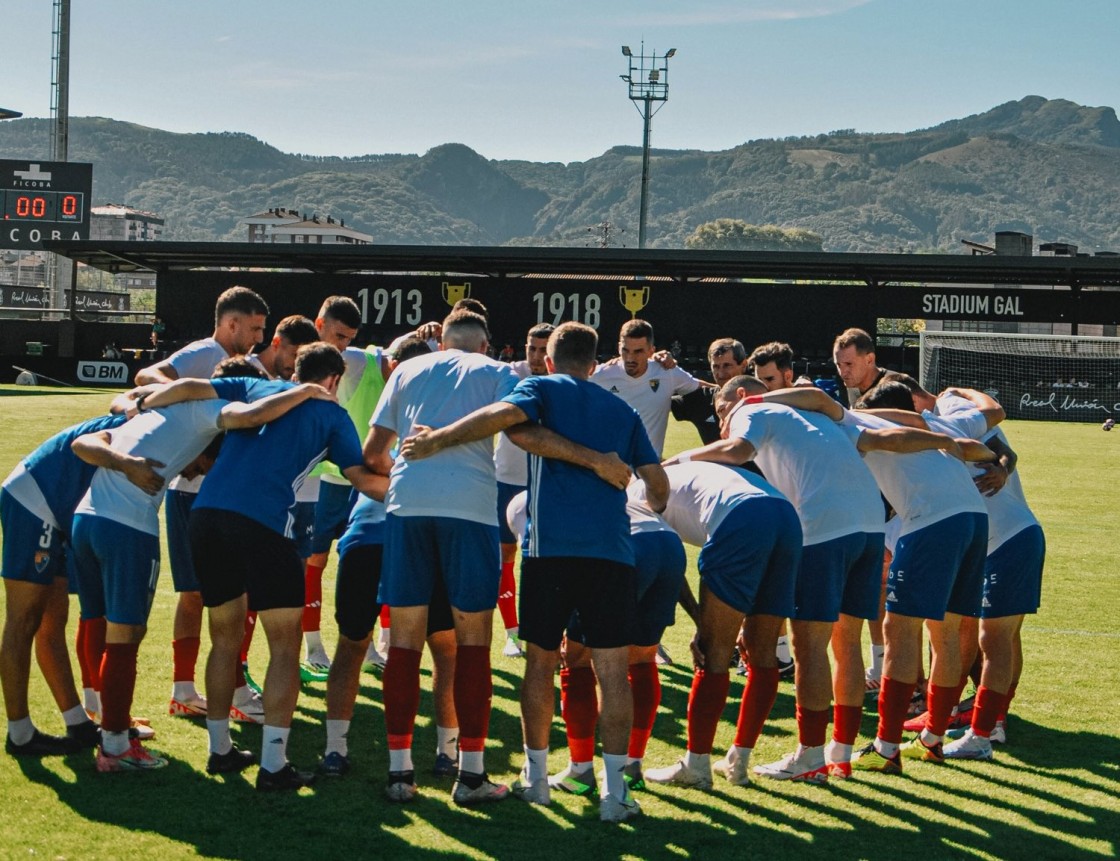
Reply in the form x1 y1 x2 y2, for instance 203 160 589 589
336 542 454 642
519 556 637 651
189 508 303 612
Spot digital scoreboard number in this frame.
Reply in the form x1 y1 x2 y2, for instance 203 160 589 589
0 160 93 250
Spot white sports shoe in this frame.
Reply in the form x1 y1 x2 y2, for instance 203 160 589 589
713 747 750 786
600 789 641 823
752 745 829 783
989 720 1007 744
363 642 386 671
502 635 525 658
644 758 713 790
230 689 265 724
943 729 994 761
169 693 208 718
511 766 551 805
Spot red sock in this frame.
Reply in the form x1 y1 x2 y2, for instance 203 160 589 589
926 682 964 736
83 617 106 694
100 642 139 734
832 704 863 746
239 612 257 664
171 636 200 683
560 665 599 762
497 560 518 630
999 683 1017 721
379 605 391 629
877 676 915 744
687 669 730 755
797 705 831 747
383 646 422 750
455 645 492 754
75 618 94 689
302 562 325 633
627 662 660 759
971 685 1007 738
733 664 779 748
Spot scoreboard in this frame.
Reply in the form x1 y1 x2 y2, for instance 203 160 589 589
1 160 92 250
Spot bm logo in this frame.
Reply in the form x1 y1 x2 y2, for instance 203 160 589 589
78 361 128 384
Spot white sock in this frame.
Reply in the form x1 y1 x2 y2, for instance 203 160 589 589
730 744 752 767
232 685 254 707
304 631 324 659
460 749 484 776
827 740 852 763
870 643 885 676
377 627 391 651
506 627 519 640
875 738 899 758
60 705 88 727
436 725 458 760
207 718 232 755
683 750 711 775
602 753 628 800
260 725 290 773
83 688 100 716
102 728 130 756
524 746 549 782
325 719 349 756
8 717 34 746
570 759 593 774
172 681 199 702
389 747 414 772
919 728 942 747
775 635 791 664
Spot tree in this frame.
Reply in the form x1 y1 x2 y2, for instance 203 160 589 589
685 219 824 252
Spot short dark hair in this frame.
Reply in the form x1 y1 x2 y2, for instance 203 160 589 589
527 323 555 341
211 356 266 379
748 341 793 372
548 322 598 372
833 327 875 355
856 380 916 411
274 315 319 346
620 318 653 343
317 296 362 330
295 342 345 383
215 286 269 328
719 374 767 402
452 297 489 320
879 370 922 394
441 310 490 350
390 336 432 364
708 338 746 364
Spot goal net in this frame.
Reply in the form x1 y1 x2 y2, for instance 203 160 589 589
919 331 1120 423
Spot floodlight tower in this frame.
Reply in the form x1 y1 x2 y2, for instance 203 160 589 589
620 43 676 249
48 0 71 315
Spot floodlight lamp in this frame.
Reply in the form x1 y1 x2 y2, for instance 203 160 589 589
665 48 677 58
621 46 632 56
648 69 660 83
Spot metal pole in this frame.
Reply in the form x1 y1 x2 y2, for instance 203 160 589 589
638 97 653 250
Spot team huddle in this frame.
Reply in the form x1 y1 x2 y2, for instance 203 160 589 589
0 287 1044 824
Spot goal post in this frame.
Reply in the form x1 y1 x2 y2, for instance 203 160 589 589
919 330 1120 423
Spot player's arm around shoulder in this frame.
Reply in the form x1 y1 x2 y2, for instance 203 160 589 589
759 386 844 421
70 430 164 495
857 425 962 459
342 465 390 502
217 382 333 430
400 402 529 461
636 463 669 512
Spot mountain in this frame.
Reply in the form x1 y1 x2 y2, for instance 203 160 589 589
2 96 1118 252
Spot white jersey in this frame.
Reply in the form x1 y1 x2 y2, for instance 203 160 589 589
75 401 227 536
639 461 785 548
246 353 276 380
625 482 677 536
591 362 700 457
163 337 231 494
839 409 986 537
494 360 533 486
728 402 883 545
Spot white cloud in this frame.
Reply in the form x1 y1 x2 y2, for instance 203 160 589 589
612 0 873 28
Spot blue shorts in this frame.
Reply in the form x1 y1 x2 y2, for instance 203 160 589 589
795 531 885 622
291 500 316 560
497 482 526 545
631 530 687 647
71 514 160 626
0 491 66 586
311 481 356 554
697 497 802 617
888 512 988 620
380 513 500 613
982 524 1045 619
165 488 199 592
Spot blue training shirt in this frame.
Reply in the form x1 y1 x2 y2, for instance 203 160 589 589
504 374 659 564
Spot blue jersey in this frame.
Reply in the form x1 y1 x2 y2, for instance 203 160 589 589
1 413 127 533
209 376 287 404
194 398 364 537
504 374 659 564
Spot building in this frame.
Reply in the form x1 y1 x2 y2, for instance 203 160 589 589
87 204 165 293
241 207 372 245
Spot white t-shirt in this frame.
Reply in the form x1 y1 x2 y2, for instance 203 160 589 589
647 461 786 548
164 337 231 493
494 360 533 486
728 402 884 545
839 409 986 537
371 349 518 525
624 482 677 537
591 362 700 457
75 401 227 536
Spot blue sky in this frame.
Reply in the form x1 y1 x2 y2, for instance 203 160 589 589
5 0 1119 163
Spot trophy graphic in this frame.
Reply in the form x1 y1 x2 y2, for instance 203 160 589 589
442 281 472 308
619 284 649 318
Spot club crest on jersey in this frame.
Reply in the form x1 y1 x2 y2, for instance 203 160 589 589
649 380 660 392
34 550 50 573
